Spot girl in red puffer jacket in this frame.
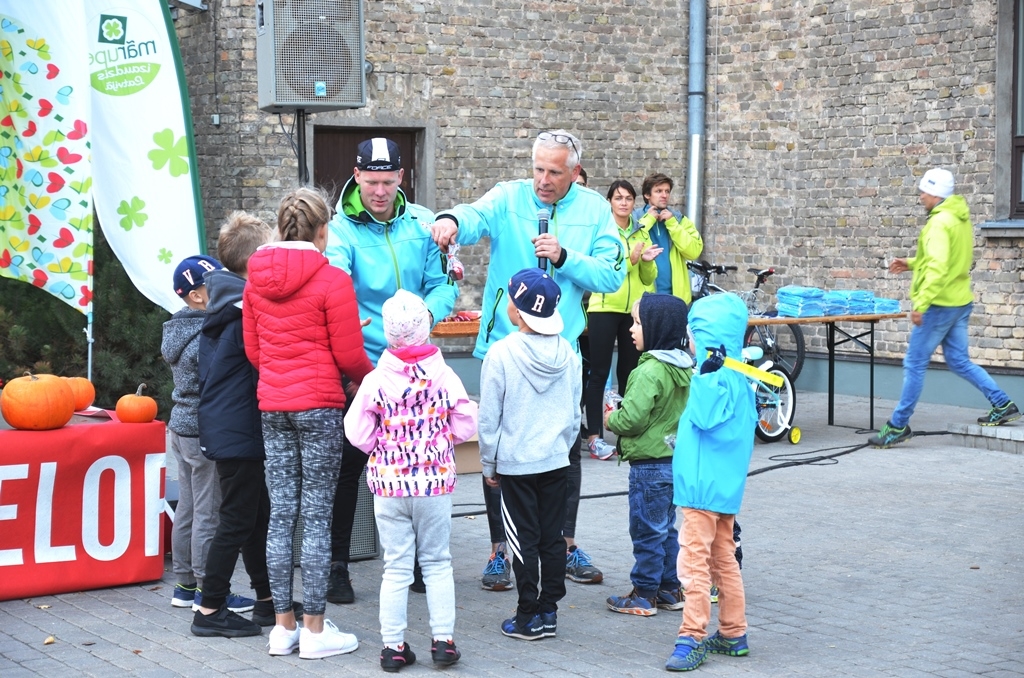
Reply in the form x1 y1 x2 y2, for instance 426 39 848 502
242 187 373 659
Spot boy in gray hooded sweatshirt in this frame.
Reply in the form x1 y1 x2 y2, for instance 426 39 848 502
479 268 582 642
162 255 227 609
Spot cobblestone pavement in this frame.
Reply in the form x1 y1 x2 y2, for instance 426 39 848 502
2 395 1022 677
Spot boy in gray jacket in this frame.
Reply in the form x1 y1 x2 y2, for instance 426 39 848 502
479 268 582 642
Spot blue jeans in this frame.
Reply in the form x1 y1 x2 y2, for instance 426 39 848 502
891 303 1009 428
627 462 679 597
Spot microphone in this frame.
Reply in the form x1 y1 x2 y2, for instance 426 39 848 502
537 208 550 269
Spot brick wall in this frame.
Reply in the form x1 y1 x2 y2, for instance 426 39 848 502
702 1 1020 366
172 0 1023 369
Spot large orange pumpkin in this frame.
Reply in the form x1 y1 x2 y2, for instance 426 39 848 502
62 376 96 411
1 373 76 430
116 383 158 423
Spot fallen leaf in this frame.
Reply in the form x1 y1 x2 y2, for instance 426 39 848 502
37 604 50 609
970 565 980 570
43 636 55 645
132 649 142 655
81 641 95 646
148 586 161 591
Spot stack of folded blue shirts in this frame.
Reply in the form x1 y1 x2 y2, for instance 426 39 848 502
776 286 825 317
844 290 876 315
822 291 849 316
874 298 902 314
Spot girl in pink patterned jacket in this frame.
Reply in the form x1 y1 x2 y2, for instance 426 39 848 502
344 289 477 671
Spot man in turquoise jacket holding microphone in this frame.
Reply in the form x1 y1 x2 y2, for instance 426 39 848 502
430 129 625 594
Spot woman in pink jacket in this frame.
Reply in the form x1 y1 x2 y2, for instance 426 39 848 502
242 187 373 660
344 289 477 672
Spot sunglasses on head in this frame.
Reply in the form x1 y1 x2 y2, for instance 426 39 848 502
538 132 579 160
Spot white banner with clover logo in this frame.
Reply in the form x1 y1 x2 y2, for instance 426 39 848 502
87 0 204 313
0 0 202 320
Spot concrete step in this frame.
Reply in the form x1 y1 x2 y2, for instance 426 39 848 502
947 421 1024 454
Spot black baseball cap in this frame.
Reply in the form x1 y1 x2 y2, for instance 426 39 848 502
355 138 401 172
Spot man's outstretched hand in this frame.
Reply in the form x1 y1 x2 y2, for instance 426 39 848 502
430 218 459 249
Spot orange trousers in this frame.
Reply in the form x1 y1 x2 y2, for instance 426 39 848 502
676 508 747 641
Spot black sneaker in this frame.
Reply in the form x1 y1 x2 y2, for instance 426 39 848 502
867 421 912 448
539 610 557 638
252 600 304 627
410 562 426 594
501 613 545 640
430 639 461 666
326 562 355 604
979 402 1021 426
190 606 262 637
380 643 416 672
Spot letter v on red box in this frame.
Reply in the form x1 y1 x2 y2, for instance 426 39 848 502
0 421 166 600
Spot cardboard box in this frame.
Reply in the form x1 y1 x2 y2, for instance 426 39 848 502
454 433 481 475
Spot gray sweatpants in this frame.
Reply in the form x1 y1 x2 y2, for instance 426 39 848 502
169 431 221 586
374 494 456 645
262 408 344 617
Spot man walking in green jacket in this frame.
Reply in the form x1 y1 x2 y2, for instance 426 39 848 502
869 168 1019 448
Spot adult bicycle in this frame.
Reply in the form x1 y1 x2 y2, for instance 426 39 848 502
686 261 806 382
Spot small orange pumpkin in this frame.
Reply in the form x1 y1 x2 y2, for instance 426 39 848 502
1 372 76 430
116 383 158 423
62 376 96 411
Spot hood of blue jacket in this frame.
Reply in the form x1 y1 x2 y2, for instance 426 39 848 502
690 293 747 371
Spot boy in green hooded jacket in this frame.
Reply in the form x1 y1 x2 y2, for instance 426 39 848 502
604 292 693 617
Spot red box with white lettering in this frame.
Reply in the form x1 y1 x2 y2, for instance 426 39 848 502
0 420 166 601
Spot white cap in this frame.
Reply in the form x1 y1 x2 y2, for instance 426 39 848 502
919 168 954 199
382 289 431 348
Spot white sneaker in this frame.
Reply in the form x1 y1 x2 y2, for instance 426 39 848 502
299 619 358 659
268 624 301 656
588 438 616 460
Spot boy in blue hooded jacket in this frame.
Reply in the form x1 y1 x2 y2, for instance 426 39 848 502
665 293 757 672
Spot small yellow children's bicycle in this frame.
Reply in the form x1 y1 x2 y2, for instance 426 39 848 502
740 345 800 444
687 261 807 382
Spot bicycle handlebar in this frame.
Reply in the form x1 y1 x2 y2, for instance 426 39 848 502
687 261 738 276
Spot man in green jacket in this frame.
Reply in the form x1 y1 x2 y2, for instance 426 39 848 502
869 168 1019 448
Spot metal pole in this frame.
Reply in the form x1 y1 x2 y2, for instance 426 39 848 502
685 0 707 233
827 323 835 426
296 109 308 185
869 322 876 430
84 320 94 382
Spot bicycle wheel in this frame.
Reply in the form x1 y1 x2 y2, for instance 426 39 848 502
744 323 806 382
753 365 796 443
